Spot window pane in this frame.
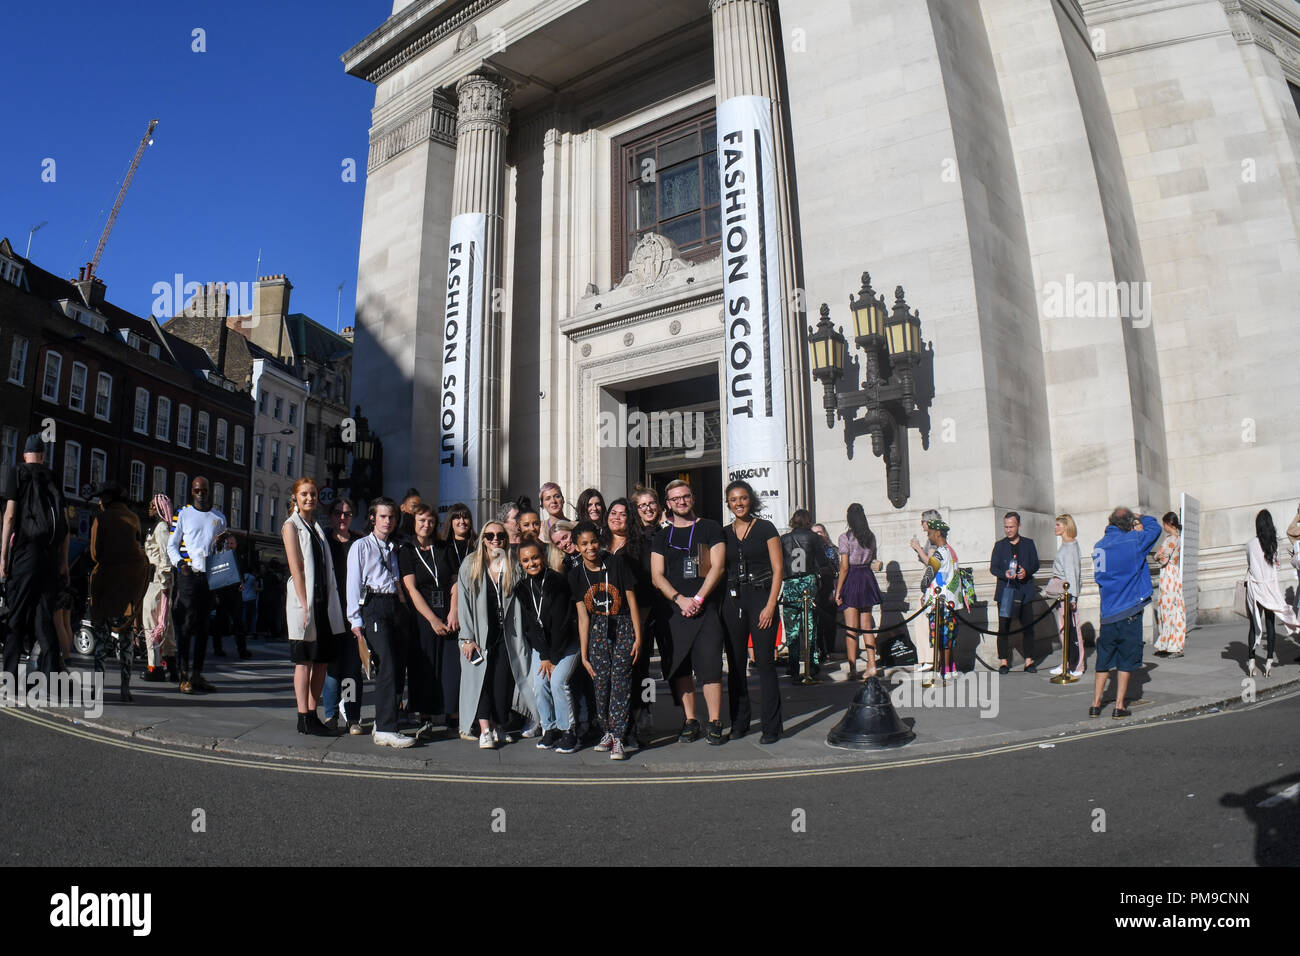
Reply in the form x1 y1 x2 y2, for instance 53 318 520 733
659 212 701 250
658 132 699 169
633 181 655 231
658 161 701 220
702 124 716 154
703 152 720 208
629 148 654 183
704 205 721 239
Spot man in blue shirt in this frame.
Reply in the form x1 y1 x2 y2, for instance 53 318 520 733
1089 507 1162 718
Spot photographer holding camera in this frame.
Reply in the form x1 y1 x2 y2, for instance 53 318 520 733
345 497 414 749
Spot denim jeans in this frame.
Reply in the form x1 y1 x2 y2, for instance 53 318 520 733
533 642 581 732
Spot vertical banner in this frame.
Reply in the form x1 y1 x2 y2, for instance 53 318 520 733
1179 492 1200 630
717 95 789 528
438 212 486 513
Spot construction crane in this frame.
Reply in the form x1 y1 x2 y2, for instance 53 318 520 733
87 118 157 278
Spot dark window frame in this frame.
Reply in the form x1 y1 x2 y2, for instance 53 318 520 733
609 101 720 285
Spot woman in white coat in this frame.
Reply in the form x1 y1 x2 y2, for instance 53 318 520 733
283 478 346 734
1245 509 1300 677
457 521 540 746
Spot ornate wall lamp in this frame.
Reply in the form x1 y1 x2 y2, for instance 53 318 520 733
809 272 925 509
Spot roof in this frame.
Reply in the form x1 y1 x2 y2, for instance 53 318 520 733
285 313 352 365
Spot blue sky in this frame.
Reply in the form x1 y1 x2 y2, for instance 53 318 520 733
0 0 391 330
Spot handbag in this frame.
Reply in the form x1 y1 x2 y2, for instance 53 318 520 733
1232 581 1248 618
1044 577 1065 599
205 550 241 590
879 630 918 667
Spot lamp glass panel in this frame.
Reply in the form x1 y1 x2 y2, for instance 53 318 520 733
811 339 826 371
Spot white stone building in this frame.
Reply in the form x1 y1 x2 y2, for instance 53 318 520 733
343 0 1300 625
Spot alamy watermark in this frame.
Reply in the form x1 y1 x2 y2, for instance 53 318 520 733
597 407 705 459
1041 274 1151 328
891 670 999 719
1 671 104 718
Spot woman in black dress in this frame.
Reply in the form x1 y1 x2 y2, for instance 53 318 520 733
440 502 476 577
400 503 459 733
721 480 784 743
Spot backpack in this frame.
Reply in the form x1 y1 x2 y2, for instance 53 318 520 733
15 464 67 549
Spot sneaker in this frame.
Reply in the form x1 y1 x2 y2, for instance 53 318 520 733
1070 668 1086 678
706 720 724 745
677 719 702 743
555 731 580 754
374 731 416 748
321 715 339 732
521 719 542 739
347 722 364 736
179 680 194 695
594 732 616 753
425 714 448 730
1049 665 1064 676
537 729 562 749
610 739 627 760
141 667 167 683
918 662 933 672
479 730 498 749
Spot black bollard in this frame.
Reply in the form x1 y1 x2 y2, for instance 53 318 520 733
826 675 915 749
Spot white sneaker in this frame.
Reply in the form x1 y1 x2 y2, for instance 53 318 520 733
1070 668 1085 677
918 662 933 672
521 719 542 738
610 738 627 760
1049 665 1064 676
479 730 497 749
374 731 415 749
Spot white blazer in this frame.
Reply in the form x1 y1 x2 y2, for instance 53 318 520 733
285 511 346 642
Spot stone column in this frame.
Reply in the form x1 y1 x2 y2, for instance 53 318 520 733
710 0 812 512
450 70 511 523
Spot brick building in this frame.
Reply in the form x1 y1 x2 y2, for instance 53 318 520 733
0 238 254 548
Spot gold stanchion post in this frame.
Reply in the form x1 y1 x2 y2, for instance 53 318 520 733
799 588 819 685
922 588 936 688
1049 583 1078 684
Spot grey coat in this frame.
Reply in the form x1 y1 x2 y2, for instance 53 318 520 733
457 556 538 735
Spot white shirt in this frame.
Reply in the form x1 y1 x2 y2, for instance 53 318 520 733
167 505 228 572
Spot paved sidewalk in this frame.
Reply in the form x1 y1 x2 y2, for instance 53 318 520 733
9 623 1297 775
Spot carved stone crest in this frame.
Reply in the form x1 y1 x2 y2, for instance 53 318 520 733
617 233 690 289
455 24 478 53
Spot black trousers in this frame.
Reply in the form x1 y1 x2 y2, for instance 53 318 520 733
1249 607 1277 660
474 641 515 727
997 592 1037 663
174 571 213 676
722 585 782 736
409 611 460 715
361 596 408 733
326 626 364 724
2 543 60 684
212 586 247 653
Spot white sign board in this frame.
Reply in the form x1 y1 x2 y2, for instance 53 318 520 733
1180 492 1200 630
437 212 486 512
716 94 789 528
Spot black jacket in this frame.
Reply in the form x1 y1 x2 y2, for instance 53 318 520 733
990 536 1039 601
781 527 828 580
519 569 576 664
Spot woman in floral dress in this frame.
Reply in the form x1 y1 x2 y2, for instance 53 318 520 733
1153 511 1186 656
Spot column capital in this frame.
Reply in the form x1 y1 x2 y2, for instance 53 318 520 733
709 0 772 11
454 70 512 135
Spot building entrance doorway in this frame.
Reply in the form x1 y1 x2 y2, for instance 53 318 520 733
622 370 723 523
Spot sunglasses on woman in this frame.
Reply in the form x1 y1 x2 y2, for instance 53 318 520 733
482 532 507 542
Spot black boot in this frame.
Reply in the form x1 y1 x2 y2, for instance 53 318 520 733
297 712 310 734
304 712 335 736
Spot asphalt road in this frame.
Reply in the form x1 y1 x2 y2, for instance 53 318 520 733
2 690 1297 868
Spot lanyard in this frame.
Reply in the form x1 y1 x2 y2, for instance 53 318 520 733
490 565 505 621
667 519 697 553
583 562 610 614
454 538 469 563
527 575 545 625
414 544 440 588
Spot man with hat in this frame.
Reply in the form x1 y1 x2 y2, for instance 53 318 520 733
88 480 150 701
0 434 69 687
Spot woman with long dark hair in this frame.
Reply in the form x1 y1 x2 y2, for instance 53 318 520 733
835 503 884 679
321 496 364 733
780 509 827 679
440 502 476 577
575 488 607 528
721 480 783 742
1245 509 1300 676
1153 511 1187 657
